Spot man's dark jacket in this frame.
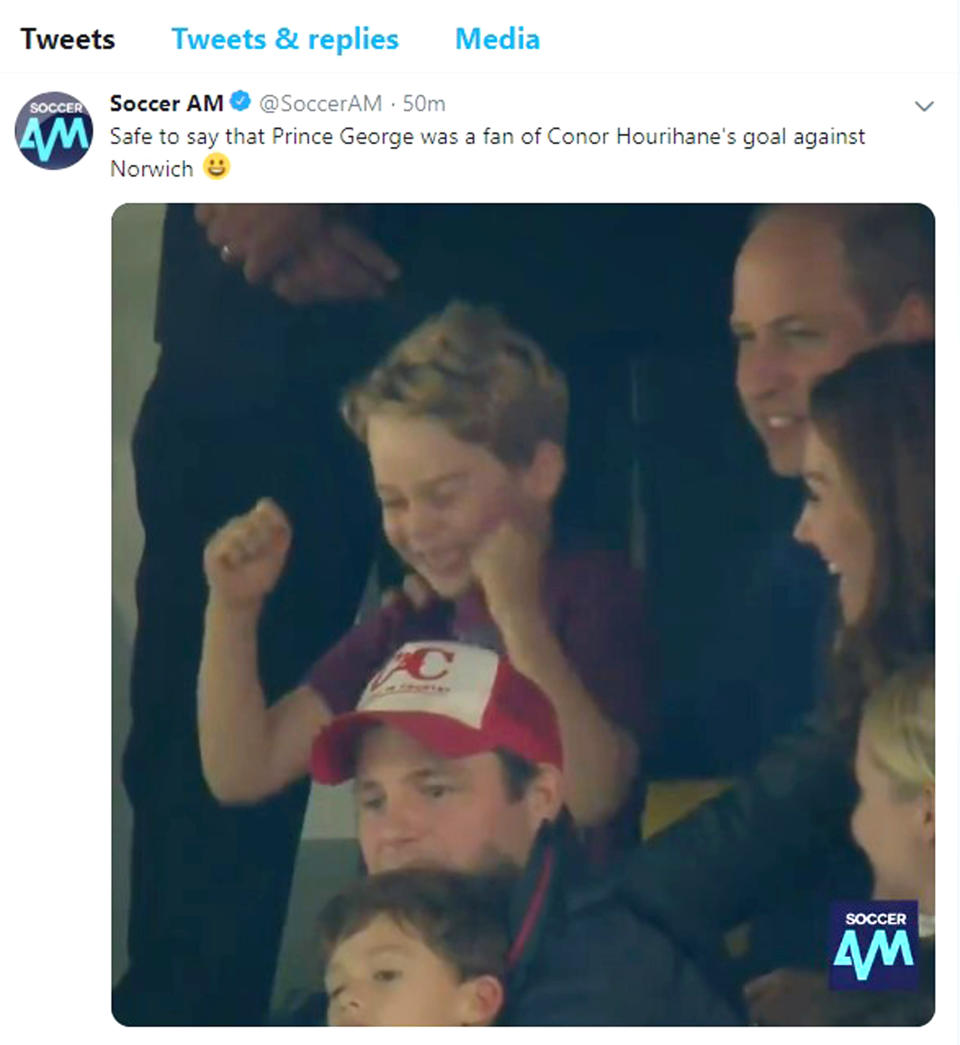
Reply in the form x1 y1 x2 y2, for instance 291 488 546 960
501 813 742 1024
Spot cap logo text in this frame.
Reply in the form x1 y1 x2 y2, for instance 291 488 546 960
369 646 454 689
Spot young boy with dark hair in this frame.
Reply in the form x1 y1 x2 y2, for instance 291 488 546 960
319 868 511 1027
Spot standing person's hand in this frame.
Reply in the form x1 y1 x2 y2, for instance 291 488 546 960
270 221 402 303
194 204 401 303
203 498 293 609
195 204 325 281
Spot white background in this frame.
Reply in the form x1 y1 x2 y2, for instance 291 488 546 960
3 1 958 1040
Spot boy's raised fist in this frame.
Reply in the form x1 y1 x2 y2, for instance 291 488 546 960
204 498 292 608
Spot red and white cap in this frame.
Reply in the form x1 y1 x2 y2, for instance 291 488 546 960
310 641 563 785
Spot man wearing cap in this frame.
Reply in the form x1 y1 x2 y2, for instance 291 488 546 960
299 639 740 1025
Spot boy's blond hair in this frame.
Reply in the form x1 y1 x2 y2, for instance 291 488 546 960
861 657 934 799
342 301 569 466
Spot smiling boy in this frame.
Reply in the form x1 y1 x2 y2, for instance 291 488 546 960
199 302 649 850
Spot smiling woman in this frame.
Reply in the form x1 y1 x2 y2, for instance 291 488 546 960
805 341 934 722
794 430 875 625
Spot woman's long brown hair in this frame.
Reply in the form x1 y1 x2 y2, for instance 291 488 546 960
809 341 934 725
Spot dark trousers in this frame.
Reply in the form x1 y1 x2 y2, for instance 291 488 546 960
114 358 376 1024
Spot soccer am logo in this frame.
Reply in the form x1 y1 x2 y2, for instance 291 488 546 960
829 901 919 991
16 92 93 169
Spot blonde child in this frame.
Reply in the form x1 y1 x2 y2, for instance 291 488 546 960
748 658 935 1025
845 657 935 1024
199 302 648 849
852 657 934 918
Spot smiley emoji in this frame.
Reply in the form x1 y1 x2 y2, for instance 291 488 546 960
203 152 230 179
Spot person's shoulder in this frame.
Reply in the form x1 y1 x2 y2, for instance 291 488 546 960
505 818 740 1025
510 878 741 1025
543 542 645 639
546 540 641 589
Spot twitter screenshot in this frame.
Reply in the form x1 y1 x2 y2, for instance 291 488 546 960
4 0 955 1037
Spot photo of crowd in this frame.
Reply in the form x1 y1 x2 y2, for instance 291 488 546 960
111 203 934 1026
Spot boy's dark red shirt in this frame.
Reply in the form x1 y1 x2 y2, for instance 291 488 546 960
304 548 650 858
